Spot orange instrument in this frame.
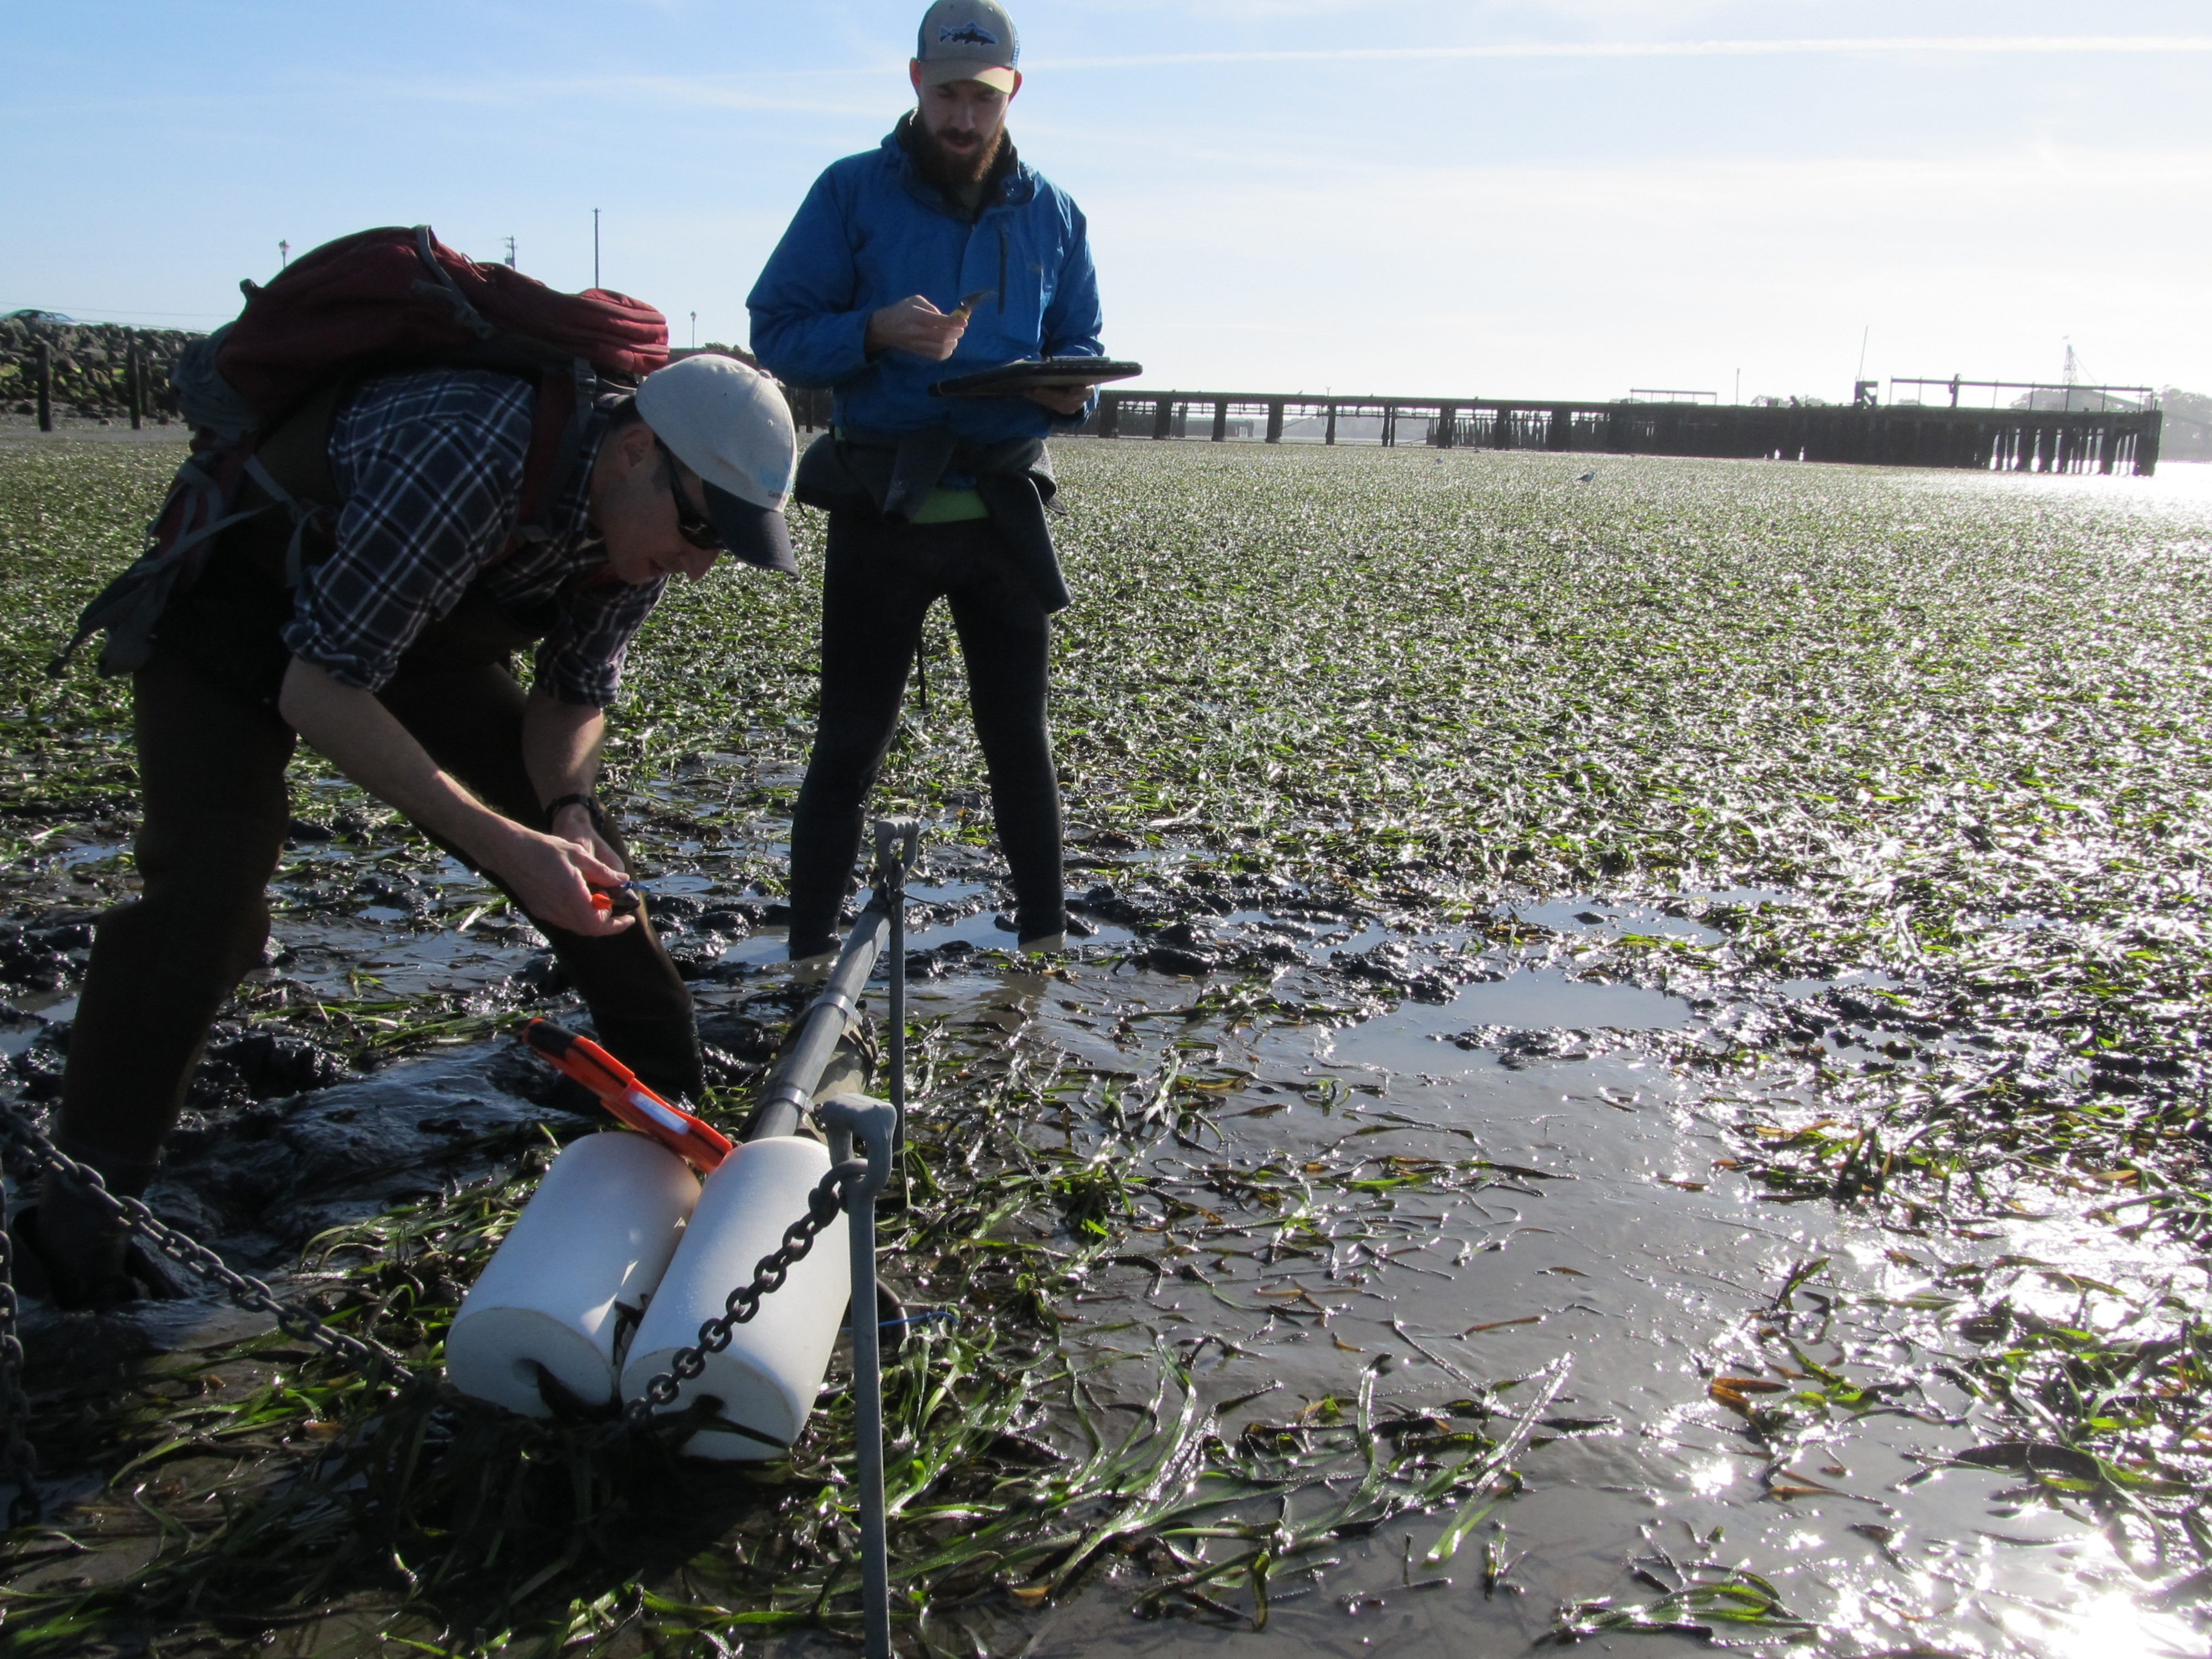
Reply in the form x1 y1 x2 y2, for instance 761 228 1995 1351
588 881 643 916
522 1019 731 1172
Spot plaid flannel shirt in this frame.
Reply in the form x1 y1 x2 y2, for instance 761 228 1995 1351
279 368 664 706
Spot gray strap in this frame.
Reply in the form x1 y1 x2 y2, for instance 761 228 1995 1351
410 225 497 341
165 505 268 562
241 453 298 509
242 453 329 587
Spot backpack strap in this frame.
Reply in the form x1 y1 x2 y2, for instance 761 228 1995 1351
48 437 269 677
237 379 349 587
499 358 601 560
409 223 498 342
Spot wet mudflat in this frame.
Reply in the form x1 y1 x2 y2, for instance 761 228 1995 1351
1 437 2209 1656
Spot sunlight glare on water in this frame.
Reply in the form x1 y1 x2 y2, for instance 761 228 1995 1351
2012 1588 2201 1658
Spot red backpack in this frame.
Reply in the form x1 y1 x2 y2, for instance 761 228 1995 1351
55 225 669 677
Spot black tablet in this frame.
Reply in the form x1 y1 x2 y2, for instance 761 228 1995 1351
930 357 1144 398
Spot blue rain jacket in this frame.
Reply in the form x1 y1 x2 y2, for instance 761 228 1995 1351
747 119 1104 444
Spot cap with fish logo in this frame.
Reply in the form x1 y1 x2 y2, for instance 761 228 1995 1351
915 0 1020 92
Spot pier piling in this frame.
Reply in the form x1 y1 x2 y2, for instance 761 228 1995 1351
1082 387 2163 476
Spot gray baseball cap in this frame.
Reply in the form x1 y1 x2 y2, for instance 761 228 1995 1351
635 354 799 575
915 0 1019 92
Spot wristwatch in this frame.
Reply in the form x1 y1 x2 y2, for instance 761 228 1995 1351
543 792 602 829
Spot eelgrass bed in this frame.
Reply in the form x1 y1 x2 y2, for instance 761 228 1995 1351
2 437 2209 1650
3 1020 1561 1652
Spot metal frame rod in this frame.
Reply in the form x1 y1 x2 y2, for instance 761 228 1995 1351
818 1093 896 1659
743 903 890 1142
848 1163 890 1659
872 819 918 1192
743 819 921 1145
744 820 916 1652
889 890 905 1180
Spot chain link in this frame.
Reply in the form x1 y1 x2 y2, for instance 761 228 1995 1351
0 1175 43 1527
624 1159 864 1424
0 1106 415 1387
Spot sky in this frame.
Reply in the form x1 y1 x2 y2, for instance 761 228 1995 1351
4 1 2207 402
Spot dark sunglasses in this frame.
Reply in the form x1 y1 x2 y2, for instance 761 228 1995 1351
655 438 724 552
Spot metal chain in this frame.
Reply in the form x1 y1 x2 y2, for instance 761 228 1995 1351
0 1106 413 1385
624 1159 864 1423
0 1084 885 1524
0 1175 43 1527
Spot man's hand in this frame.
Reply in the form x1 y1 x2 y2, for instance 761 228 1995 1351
1024 384 1096 416
278 657 637 940
549 801 622 871
527 693 633 928
498 824 636 936
867 295 966 361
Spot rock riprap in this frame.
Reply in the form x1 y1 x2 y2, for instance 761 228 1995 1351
0 312 199 422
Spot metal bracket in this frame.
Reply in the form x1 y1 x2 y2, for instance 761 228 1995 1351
873 817 922 881
816 1093 895 1202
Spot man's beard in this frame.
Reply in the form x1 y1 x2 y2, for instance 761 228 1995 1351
911 118 1005 193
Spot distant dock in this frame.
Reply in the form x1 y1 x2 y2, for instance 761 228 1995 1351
1075 391 2166 476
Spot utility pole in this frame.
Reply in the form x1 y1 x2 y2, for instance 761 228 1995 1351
593 208 601 289
504 236 518 270
1734 367 1741 405
279 239 290 269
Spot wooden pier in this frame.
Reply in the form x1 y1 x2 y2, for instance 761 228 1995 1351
1081 391 2165 476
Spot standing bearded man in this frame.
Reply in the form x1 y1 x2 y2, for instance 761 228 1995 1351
747 0 1106 963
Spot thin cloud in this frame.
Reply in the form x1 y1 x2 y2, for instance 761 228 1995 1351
1037 35 2212 70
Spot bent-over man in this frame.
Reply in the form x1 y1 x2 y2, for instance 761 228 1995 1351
20 353 796 1305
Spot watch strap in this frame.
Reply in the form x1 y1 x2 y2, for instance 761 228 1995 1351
543 791 600 828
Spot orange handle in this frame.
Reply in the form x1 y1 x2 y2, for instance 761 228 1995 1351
589 882 641 915
522 1019 731 1171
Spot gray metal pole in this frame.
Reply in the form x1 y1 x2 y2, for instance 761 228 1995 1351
849 1134 890 1658
883 833 909 1187
745 819 921 1145
744 905 890 1142
818 1092 896 1659
724 820 915 1650
34 343 51 433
